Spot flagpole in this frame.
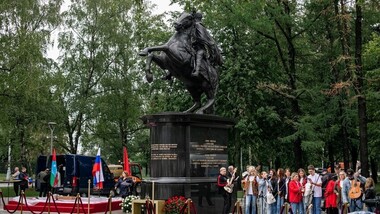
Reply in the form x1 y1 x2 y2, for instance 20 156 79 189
88 179 90 214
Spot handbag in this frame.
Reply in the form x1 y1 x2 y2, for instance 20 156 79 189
266 192 276 204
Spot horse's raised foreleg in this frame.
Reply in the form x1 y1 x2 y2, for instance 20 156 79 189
196 87 216 114
145 53 154 83
139 44 169 56
184 87 202 113
145 53 169 83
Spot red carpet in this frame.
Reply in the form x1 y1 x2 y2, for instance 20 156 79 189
4 196 122 213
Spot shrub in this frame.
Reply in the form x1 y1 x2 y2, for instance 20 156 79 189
163 195 186 214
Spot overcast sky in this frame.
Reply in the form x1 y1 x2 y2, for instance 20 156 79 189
47 0 181 60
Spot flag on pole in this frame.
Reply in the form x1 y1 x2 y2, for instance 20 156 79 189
50 149 59 187
123 146 131 175
92 148 104 189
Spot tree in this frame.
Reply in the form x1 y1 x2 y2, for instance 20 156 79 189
56 0 168 160
0 0 63 167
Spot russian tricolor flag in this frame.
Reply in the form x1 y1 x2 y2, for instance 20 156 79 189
92 148 104 189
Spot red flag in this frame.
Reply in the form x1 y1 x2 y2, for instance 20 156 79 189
123 147 131 175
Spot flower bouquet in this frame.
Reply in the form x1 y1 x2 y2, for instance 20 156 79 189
163 195 187 214
120 195 140 213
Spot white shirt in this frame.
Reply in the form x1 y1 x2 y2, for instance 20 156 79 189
307 173 322 197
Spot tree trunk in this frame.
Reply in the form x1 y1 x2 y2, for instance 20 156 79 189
325 9 351 171
354 0 369 177
334 0 354 171
19 119 27 166
370 157 378 183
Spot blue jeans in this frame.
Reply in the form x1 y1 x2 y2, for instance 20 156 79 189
277 196 284 213
312 197 321 214
291 202 304 214
268 201 277 214
245 194 257 214
368 206 375 212
349 199 363 212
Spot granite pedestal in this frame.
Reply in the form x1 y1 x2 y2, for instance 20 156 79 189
141 112 235 213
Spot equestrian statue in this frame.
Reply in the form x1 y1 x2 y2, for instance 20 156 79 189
139 11 223 114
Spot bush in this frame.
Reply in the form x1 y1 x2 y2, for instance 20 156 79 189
120 195 140 213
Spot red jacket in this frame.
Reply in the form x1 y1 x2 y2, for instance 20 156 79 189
324 180 337 208
289 180 303 203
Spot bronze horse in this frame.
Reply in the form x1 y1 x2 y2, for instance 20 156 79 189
139 12 222 114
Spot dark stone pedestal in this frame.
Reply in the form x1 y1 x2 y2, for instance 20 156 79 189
141 112 235 213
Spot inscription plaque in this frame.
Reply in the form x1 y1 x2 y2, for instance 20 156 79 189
152 144 178 151
190 141 227 153
191 154 228 168
151 153 178 160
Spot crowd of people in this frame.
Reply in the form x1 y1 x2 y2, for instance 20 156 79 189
218 164 377 214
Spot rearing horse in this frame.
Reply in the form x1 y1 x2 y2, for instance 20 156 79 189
139 12 220 114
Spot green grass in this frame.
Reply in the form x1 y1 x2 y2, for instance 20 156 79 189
0 186 40 197
0 173 39 197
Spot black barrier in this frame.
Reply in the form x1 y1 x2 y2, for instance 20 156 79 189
179 199 197 214
145 199 155 214
102 195 113 214
22 192 52 214
0 190 23 213
68 194 87 214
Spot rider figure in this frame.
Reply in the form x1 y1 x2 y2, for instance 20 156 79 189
161 11 222 80
191 11 223 77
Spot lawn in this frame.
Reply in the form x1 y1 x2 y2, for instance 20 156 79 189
0 173 39 197
0 186 39 197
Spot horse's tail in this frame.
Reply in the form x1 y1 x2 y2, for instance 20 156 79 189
208 65 219 96
211 44 223 66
